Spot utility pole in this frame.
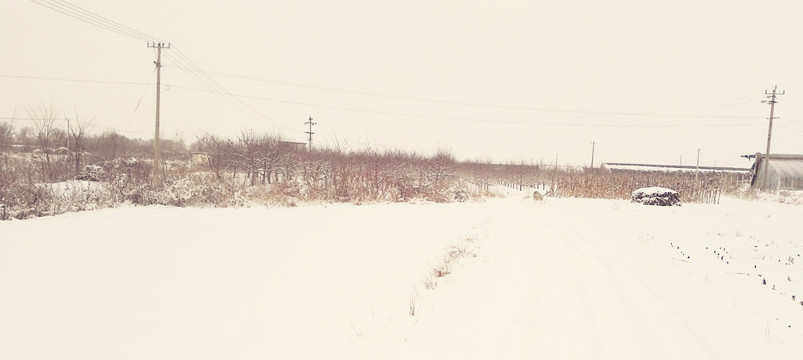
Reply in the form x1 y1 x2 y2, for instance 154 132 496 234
305 115 316 151
148 42 170 181
761 86 784 188
590 141 596 169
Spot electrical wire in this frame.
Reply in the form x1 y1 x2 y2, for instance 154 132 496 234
0 116 152 135
167 84 766 128
27 0 161 42
25 0 302 133
123 68 156 133
19 0 801 135
163 48 303 133
199 70 762 120
0 74 150 86
1 71 778 129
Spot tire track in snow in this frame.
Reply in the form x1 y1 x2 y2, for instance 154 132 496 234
544 211 721 359
508 205 660 358
489 200 719 359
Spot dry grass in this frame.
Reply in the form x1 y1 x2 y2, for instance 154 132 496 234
423 236 478 291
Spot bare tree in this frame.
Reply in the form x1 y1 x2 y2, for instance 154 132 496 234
257 134 282 184
0 121 13 150
428 147 456 187
17 127 33 149
95 131 121 160
235 130 260 186
68 113 93 175
28 105 59 182
196 133 232 179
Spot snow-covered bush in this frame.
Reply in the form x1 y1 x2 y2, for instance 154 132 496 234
631 187 682 206
75 164 106 181
453 189 470 202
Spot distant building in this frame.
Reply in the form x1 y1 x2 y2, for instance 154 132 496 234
280 141 307 152
751 153 803 190
601 162 751 174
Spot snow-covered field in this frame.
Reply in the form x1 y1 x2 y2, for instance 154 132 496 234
1 188 801 359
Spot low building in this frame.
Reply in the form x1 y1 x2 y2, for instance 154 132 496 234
601 162 751 174
751 153 803 190
280 141 307 152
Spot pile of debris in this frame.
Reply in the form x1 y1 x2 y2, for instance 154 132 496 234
631 187 682 206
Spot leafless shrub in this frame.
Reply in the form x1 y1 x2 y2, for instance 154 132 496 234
0 121 13 151
67 113 92 176
29 105 61 182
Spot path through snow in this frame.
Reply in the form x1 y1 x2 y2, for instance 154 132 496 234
1 190 801 359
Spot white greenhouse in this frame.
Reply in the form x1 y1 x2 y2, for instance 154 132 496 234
751 153 803 190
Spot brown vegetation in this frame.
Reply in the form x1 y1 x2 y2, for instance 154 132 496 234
1 116 753 220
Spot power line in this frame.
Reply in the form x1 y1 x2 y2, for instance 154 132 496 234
2 69 774 129
25 0 301 133
0 73 151 86
201 70 761 120
7 69 772 126
5 70 774 128
26 0 161 42
14 0 774 129
777 125 803 133
0 116 152 135
124 68 157 133
3 70 776 128
167 84 766 128
163 48 302 133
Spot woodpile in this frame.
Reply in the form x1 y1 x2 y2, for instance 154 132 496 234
631 187 682 206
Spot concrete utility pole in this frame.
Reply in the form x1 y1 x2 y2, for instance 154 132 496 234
761 86 784 188
590 141 596 169
148 42 170 181
305 115 316 150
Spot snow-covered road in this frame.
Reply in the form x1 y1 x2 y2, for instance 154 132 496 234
2 190 801 359
403 197 777 359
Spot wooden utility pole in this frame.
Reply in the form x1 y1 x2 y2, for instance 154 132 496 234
305 115 316 151
761 86 784 188
148 42 170 180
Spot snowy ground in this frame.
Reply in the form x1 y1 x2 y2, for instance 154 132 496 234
1 188 801 359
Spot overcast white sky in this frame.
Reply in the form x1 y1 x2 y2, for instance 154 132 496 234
2 0 803 167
